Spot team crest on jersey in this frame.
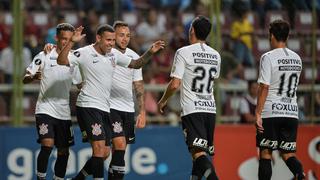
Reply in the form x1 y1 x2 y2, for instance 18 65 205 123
91 123 102 136
112 122 123 133
39 123 48 135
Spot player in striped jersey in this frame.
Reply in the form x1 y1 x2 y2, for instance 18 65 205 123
255 19 305 180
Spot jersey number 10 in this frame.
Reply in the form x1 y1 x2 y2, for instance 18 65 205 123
277 73 298 98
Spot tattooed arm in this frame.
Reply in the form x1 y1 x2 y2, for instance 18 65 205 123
133 80 146 128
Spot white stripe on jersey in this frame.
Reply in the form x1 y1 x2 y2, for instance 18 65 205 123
27 48 81 120
110 48 142 112
171 43 221 116
258 48 302 118
68 45 131 112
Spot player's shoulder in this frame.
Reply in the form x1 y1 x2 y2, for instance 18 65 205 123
72 45 92 57
125 48 139 57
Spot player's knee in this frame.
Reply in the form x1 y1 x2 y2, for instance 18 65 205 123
280 152 295 161
41 138 54 147
113 137 127 150
259 149 273 159
92 142 108 157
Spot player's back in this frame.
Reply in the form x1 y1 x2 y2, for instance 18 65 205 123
258 47 302 118
171 43 221 116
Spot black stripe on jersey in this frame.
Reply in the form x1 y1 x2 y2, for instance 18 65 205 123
283 48 289 56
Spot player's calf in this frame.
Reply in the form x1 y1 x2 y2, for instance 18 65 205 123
285 157 305 180
258 158 272 180
37 146 53 180
108 150 126 180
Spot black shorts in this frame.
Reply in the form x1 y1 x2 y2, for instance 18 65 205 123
256 117 298 153
181 112 216 156
35 114 74 148
110 109 135 144
76 106 111 146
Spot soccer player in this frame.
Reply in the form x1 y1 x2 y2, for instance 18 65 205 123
255 19 305 180
23 23 81 180
107 21 146 180
57 24 164 179
158 16 220 180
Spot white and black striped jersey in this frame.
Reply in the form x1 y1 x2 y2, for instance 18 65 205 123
68 45 131 112
171 42 221 116
27 48 81 120
258 48 302 119
110 48 142 112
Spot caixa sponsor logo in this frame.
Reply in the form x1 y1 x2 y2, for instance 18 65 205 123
6 146 167 180
194 100 215 107
271 103 298 112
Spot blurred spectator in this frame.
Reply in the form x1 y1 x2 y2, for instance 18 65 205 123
45 14 65 44
315 92 320 117
0 12 9 51
169 20 188 50
143 68 160 116
82 9 100 45
230 0 255 67
0 42 32 83
136 8 166 52
220 51 244 84
239 80 258 123
150 47 173 84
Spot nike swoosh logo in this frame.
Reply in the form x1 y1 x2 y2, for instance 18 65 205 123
50 64 57 67
93 61 99 63
129 137 135 141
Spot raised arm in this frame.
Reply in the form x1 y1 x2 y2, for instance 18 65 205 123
128 40 165 69
57 26 86 65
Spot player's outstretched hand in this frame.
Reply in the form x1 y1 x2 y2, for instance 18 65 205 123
71 26 86 43
43 43 55 54
150 40 165 54
136 112 146 128
157 100 167 114
255 115 264 133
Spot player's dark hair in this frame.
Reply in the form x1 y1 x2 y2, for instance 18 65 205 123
113 21 129 29
269 19 290 42
191 15 212 41
96 24 115 36
56 23 75 35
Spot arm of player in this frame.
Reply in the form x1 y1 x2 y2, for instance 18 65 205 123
128 40 165 69
157 77 181 114
255 83 269 133
57 26 86 65
133 80 146 128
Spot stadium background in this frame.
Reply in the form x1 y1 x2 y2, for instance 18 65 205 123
0 0 319 179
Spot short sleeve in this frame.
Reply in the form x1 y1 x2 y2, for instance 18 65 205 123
257 54 272 85
26 52 45 75
71 65 82 85
115 49 131 67
68 50 82 66
170 50 185 79
133 68 143 81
